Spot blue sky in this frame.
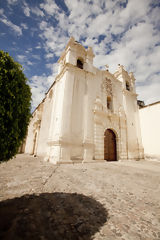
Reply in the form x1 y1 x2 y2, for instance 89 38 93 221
0 0 160 110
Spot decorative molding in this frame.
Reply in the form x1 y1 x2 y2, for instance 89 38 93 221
94 109 119 119
101 78 113 96
123 89 137 96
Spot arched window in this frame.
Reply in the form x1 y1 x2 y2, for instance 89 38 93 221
77 59 83 69
107 96 112 110
126 81 130 91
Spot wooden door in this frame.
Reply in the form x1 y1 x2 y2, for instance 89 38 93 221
104 129 117 161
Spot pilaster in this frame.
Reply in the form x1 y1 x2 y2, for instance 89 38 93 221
45 68 74 164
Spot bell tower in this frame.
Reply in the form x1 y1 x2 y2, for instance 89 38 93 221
58 37 95 74
46 37 95 163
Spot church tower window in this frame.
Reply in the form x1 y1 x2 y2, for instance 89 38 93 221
77 59 83 69
126 81 130 91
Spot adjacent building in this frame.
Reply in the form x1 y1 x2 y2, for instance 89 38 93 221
139 101 160 160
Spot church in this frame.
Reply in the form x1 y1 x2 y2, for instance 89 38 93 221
24 37 144 164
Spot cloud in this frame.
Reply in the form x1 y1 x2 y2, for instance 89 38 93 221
0 8 4 14
39 20 68 58
23 1 30 17
21 23 28 30
30 62 58 110
0 16 22 36
17 55 33 69
30 75 49 110
31 7 44 17
40 0 60 15
28 0 159 107
137 79 160 104
17 55 26 62
7 0 18 4
45 53 54 59
35 45 41 49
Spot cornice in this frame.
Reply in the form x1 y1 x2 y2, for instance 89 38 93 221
93 109 120 119
47 139 94 148
123 89 137 97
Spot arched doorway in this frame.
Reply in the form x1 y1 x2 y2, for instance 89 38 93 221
104 129 117 161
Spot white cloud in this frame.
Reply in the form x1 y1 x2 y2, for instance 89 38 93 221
21 23 28 30
40 0 59 15
23 1 30 17
39 20 68 57
30 63 58 110
7 0 18 4
30 75 48 110
31 0 160 107
35 45 41 49
32 54 41 60
17 54 33 69
137 79 160 104
0 8 4 14
0 17 22 35
31 7 44 17
45 53 54 59
17 55 26 62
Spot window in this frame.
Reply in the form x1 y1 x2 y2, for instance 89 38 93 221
126 81 130 91
107 96 112 110
77 59 83 69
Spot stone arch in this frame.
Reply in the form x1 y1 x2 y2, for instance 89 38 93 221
102 124 120 160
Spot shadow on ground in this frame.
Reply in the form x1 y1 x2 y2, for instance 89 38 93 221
0 192 108 240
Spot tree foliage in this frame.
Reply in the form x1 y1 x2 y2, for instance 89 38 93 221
0 50 31 162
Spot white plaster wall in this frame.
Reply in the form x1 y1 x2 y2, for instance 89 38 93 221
48 74 71 163
52 77 66 140
139 102 160 159
112 79 123 114
114 65 144 160
25 117 35 154
25 107 42 155
84 72 95 140
36 92 53 156
70 69 85 159
125 93 140 159
60 71 74 140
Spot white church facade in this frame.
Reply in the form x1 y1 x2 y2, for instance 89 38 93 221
24 37 144 164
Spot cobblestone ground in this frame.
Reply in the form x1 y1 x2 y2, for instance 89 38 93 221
0 154 160 240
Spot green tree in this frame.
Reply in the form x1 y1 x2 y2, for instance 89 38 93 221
0 50 31 162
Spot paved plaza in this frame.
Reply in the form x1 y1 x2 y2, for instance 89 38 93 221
0 154 160 239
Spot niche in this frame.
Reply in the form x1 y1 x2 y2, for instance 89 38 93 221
77 59 83 69
107 96 112 110
126 81 130 91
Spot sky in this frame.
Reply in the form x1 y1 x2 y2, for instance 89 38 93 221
0 0 160 111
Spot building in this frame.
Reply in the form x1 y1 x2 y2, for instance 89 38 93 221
24 37 144 164
139 101 160 160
